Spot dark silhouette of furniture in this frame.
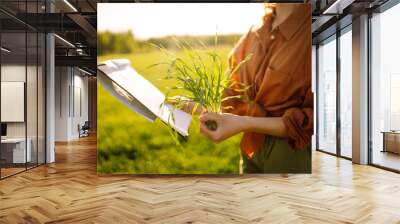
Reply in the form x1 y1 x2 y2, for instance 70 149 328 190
78 121 90 138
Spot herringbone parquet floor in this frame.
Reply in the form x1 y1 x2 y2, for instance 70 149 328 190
0 135 400 224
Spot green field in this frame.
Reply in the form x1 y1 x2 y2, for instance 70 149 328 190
97 46 242 174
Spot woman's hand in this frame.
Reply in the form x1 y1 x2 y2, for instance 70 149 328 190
199 112 247 143
167 96 205 115
199 112 288 143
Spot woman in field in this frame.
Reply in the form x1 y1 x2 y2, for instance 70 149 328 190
184 3 313 173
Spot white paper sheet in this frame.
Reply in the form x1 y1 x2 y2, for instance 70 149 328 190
98 59 192 136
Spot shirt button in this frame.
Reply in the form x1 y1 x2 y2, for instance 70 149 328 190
270 35 275 40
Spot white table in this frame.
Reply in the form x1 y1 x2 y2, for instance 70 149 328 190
1 138 31 163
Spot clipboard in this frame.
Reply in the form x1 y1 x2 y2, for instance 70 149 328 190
97 59 192 136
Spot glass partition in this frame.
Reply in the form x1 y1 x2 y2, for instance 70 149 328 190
339 28 352 158
317 35 337 154
371 3 400 171
0 1 46 179
1 30 28 177
38 32 45 165
27 28 38 168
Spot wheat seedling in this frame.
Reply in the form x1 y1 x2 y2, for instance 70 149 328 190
150 36 251 143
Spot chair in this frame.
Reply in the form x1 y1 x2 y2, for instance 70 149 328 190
79 121 90 138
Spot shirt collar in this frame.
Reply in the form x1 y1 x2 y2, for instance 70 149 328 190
270 4 311 41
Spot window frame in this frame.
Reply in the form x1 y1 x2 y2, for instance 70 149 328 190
0 1 47 180
367 0 400 173
315 23 353 161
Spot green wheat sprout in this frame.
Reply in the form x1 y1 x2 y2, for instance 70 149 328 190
149 35 252 145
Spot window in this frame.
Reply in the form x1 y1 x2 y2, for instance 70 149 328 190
312 45 317 151
1 29 28 178
317 36 337 154
390 75 400 130
0 1 46 179
339 28 352 158
371 2 400 171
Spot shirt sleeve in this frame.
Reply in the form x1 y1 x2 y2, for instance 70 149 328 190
282 87 314 149
221 30 251 115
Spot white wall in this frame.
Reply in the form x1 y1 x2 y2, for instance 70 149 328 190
55 66 69 141
46 33 56 163
1 64 46 164
352 14 369 164
1 65 29 138
54 67 89 141
71 71 89 138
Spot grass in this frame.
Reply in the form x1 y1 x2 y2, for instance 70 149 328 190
97 46 242 174
151 40 251 133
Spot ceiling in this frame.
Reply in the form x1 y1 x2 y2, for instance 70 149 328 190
0 0 98 72
0 0 395 71
311 0 390 43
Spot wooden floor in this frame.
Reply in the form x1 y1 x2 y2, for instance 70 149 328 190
1 167 26 178
373 151 400 171
0 136 400 223
1 163 45 178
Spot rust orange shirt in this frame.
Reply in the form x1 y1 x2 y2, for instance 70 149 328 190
222 4 313 159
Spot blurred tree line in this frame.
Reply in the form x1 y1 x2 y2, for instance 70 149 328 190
98 30 242 55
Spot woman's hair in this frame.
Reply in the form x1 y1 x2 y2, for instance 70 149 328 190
263 3 276 20
264 3 276 10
